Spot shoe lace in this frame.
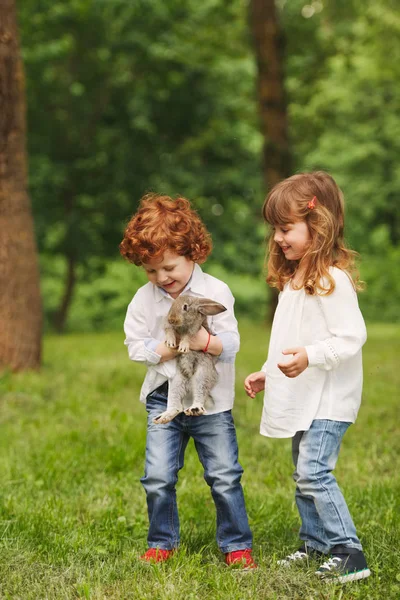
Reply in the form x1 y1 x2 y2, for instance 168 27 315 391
320 556 342 571
286 551 307 561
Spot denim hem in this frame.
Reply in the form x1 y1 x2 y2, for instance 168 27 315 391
148 543 179 550
300 540 329 554
301 539 363 554
220 543 253 554
336 542 363 552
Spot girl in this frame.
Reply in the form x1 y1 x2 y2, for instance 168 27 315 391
244 171 370 583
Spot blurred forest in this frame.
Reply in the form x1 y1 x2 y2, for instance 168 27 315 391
18 0 400 332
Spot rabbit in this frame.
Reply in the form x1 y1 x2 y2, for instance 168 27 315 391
153 295 227 424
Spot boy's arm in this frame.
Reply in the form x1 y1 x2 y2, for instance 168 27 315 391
188 329 223 355
154 341 179 363
304 269 367 371
208 285 240 362
124 295 177 367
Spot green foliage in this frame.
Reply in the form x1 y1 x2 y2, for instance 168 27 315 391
39 257 268 332
0 324 399 597
205 263 269 322
359 244 400 323
18 0 400 328
19 0 264 270
39 256 148 331
282 0 400 251
39 252 396 332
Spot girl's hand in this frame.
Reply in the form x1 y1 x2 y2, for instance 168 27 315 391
244 371 266 398
278 347 309 378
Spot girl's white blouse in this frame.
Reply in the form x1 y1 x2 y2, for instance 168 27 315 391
260 267 367 438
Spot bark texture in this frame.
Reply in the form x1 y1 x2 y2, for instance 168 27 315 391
249 0 292 189
0 0 42 370
249 0 292 320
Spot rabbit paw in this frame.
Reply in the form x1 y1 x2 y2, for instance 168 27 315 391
184 405 206 417
165 339 178 349
165 334 177 348
178 341 190 353
153 409 181 424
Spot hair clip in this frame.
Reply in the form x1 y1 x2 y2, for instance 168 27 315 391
308 196 317 210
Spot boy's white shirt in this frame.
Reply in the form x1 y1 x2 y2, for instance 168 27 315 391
260 267 367 438
124 263 239 413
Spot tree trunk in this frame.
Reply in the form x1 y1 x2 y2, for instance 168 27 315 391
0 0 42 371
249 0 292 188
249 0 292 320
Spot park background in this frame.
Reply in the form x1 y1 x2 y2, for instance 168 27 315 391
0 0 400 598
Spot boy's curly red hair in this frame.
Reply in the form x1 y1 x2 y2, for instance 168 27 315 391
120 193 212 265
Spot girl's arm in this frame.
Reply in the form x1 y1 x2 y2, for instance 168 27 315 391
304 268 367 371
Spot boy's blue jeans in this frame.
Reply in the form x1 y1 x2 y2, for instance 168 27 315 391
292 419 362 554
141 386 252 553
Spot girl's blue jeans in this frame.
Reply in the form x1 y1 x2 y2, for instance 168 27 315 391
292 419 362 554
141 386 253 553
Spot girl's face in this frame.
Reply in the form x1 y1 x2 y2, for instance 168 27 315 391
273 220 311 261
142 250 194 299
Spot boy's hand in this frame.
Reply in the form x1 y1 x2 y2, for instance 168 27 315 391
189 327 210 351
278 347 308 378
156 342 179 363
244 371 266 398
189 327 223 356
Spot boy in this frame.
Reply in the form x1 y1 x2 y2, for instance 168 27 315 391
120 193 255 568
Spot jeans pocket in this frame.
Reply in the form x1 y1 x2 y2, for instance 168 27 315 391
145 395 167 413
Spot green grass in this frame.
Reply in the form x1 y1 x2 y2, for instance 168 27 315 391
0 321 399 599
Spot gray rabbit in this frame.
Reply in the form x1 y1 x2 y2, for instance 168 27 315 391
153 295 227 424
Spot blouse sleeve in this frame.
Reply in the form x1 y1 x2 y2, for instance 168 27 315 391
305 269 367 371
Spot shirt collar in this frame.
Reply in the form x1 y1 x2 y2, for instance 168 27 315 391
153 263 205 302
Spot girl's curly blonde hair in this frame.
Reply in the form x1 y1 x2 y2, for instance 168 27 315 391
263 171 363 295
120 193 212 265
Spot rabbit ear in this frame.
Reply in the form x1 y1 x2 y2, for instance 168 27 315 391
197 299 227 316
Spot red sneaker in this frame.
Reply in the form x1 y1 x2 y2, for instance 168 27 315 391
225 549 257 570
140 548 175 563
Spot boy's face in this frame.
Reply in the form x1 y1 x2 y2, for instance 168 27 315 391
142 250 194 299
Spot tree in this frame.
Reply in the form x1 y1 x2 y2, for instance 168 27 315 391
249 0 292 319
0 0 42 370
281 0 400 321
249 0 292 190
19 0 266 331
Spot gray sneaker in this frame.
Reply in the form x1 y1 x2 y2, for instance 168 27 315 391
316 545 371 583
278 544 324 567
